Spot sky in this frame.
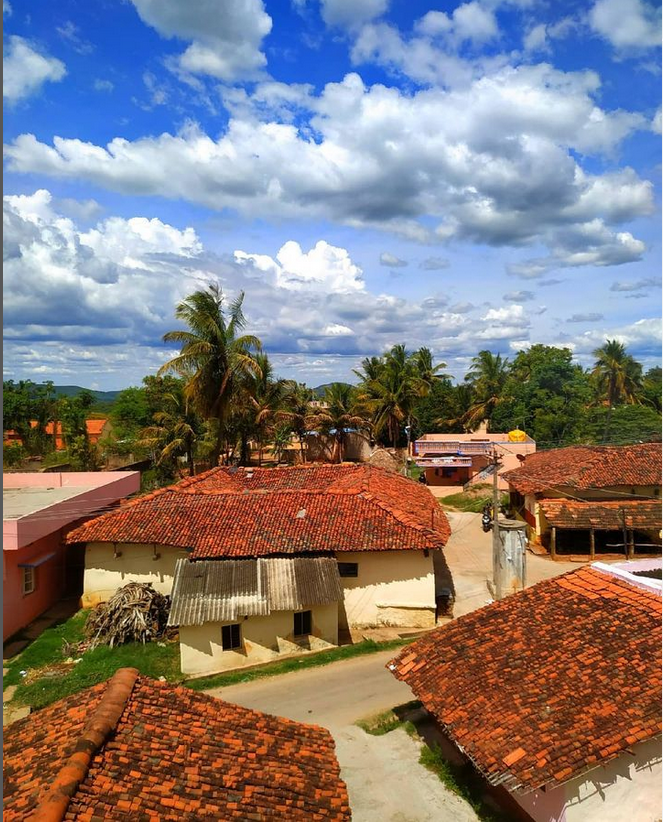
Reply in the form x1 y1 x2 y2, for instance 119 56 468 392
2 0 662 391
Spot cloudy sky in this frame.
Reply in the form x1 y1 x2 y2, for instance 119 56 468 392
3 0 661 390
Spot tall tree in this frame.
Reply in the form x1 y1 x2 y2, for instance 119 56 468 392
139 393 198 478
159 284 261 465
307 383 369 463
462 351 509 431
280 382 315 463
591 340 643 442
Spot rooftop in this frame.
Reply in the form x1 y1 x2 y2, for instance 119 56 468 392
66 464 450 558
3 668 350 821
388 563 662 794
539 499 662 531
3 485 97 520
503 442 662 495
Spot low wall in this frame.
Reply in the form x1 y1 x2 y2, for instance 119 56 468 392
179 602 338 675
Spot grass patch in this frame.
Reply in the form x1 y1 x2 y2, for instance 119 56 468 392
187 638 412 692
3 611 88 687
440 487 509 513
356 700 422 736
419 744 511 822
5 610 183 711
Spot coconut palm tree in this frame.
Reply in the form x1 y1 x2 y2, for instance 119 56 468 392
280 382 315 463
159 284 261 465
139 393 198 477
246 353 288 466
592 340 643 441
462 351 509 431
307 383 369 463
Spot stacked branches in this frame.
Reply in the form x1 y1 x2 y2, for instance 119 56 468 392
85 582 171 649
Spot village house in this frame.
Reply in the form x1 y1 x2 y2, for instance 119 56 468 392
4 418 114 451
3 667 351 820
503 442 662 559
2 471 140 641
413 427 536 496
66 464 450 675
389 560 662 822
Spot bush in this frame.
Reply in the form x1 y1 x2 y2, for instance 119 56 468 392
3 441 26 468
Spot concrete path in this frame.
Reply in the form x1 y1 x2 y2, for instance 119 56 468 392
441 510 585 617
206 650 479 822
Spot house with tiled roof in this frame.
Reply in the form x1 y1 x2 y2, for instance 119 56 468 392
3 667 351 821
388 560 662 822
502 442 661 559
66 464 450 674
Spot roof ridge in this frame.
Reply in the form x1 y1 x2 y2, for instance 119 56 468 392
32 667 139 822
358 490 446 546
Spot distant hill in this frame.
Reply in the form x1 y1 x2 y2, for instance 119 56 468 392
43 385 122 403
312 382 354 398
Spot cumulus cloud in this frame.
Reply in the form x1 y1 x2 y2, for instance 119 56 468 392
610 277 660 292
503 290 535 302
379 252 408 267
93 78 114 92
589 0 661 50
9 190 612 386
3 35 66 102
3 0 11 15
4 66 652 266
129 0 272 81
321 0 388 29
234 240 364 293
559 318 662 363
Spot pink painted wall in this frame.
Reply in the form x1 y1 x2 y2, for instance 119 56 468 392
3 471 140 640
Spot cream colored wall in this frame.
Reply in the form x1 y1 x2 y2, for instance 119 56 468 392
82 542 189 607
516 737 663 822
179 602 338 675
336 550 437 628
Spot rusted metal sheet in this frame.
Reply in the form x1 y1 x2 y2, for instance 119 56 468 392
169 556 342 626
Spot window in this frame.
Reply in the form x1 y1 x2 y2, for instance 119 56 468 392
22 566 36 596
294 610 312 637
338 562 358 578
221 623 242 651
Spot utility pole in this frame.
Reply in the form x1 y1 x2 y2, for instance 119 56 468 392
491 447 503 600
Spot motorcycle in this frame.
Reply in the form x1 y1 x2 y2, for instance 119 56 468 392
481 507 493 532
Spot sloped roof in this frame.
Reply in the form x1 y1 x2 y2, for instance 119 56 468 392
168 556 343 626
539 499 662 531
503 442 661 495
3 669 350 821
388 565 662 794
66 464 450 557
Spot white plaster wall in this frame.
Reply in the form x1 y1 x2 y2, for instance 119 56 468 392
179 602 338 675
82 542 189 607
516 737 663 822
336 550 436 628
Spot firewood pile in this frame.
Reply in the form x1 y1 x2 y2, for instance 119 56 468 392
85 582 171 649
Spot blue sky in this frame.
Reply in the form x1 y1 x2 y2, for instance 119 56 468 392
3 0 661 390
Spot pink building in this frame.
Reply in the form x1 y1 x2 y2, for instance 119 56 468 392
2 471 140 641
413 430 536 495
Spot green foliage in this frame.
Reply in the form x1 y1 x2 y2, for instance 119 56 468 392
356 701 422 736
491 345 591 445
111 386 151 439
3 441 26 467
642 367 662 413
419 744 511 822
578 404 662 445
2 379 57 455
440 488 510 513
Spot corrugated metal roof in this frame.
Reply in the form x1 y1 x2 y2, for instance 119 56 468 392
169 556 343 626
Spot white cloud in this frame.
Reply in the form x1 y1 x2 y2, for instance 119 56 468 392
503 290 535 302
4 65 652 266
481 304 529 325
610 277 660 292
321 0 388 29
652 107 662 134
379 252 408 267
130 0 272 81
93 78 114 92
419 257 450 270
3 35 66 102
567 312 604 322
234 240 364 293
560 318 662 362
589 0 661 50
3 0 11 15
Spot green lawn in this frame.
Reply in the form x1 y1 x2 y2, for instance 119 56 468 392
4 611 183 710
4 611 412 710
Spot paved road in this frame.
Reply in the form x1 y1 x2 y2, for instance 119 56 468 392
206 650 480 822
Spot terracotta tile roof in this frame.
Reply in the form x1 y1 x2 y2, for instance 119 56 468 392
539 499 662 531
388 565 662 793
66 464 450 557
503 442 661 495
3 669 350 821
